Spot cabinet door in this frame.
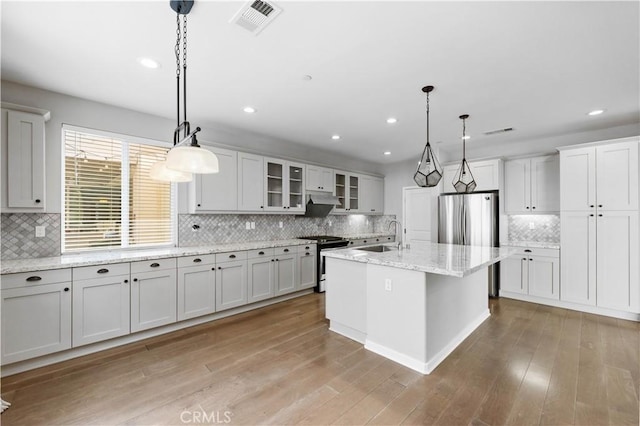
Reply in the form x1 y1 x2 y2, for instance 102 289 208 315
500 256 527 294
216 260 248 311
193 147 237 211
335 172 347 211
73 275 130 347
470 159 501 191
264 159 285 211
247 257 275 303
560 147 596 211
288 162 305 212
7 110 45 209
320 168 335 192
528 256 560 300
596 142 639 211
238 152 265 211
530 155 560 212
177 265 216 321
275 255 297 296
441 165 458 193
347 175 360 212
360 176 384 214
561 212 597 305
1 283 71 364
403 187 433 249
298 251 316 290
504 159 530 213
596 211 639 311
131 269 177 332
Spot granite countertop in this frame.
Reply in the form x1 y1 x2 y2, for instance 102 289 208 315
504 241 560 250
323 243 516 278
340 232 395 240
0 239 316 274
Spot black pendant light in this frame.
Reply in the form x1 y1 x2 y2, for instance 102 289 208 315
413 85 443 187
452 114 476 193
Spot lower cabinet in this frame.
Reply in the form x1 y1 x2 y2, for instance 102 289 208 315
1 271 72 364
216 252 248 311
274 246 297 296
247 249 276 303
177 255 216 321
130 259 178 333
500 247 560 300
298 247 316 290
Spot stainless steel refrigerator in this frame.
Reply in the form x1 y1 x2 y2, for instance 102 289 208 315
438 191 500 297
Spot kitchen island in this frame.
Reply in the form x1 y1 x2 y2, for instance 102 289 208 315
323 243 514 374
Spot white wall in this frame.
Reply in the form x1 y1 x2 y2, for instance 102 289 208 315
1 80 384 214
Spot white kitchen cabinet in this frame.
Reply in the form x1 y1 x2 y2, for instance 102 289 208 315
247 248 275 303
1 269 72 364
130 259 177 332
73 272 130 347
215 252 248 311
4 109 46 211
334 171 360 212
560 211 597 305
306 165 334 192
177 255 216 321
191 146 238 212
238 152 265 211
359 175 384 214
264 158 305 213
442 159 502 193
274 246 297 296
500 247 559 300
297 246 316 290
505 155 559 213
560 140 638 211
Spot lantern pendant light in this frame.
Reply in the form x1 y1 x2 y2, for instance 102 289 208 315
413 85 443 187
452 114 477 193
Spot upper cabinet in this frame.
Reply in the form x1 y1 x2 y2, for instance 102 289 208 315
264 158 305 213
237 152 264 212
560 140 638 211
359 175 384 214
2 107 49 212
505 155 559 213
442 159 502 193
190 146 238 212
334 172 360 212
306 165 334 192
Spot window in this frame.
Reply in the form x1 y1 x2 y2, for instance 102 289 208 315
63 126 175 252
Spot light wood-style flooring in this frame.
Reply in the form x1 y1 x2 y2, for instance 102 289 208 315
1 294 638 425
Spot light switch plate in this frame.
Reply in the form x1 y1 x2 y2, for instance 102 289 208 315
245 222 251 230
35 225 46 238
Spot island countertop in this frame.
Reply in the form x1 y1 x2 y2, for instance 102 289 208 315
323 242 515 277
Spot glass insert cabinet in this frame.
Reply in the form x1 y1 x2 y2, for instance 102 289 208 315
264 158 305 212
334 172 359 212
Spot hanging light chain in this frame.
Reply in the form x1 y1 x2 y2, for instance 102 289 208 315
462 116 467 159
182 15 187 69
425 90 430 146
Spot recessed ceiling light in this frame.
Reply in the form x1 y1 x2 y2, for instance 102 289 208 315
331 135 341 140
588 109 605 116
386 117 398 124
243 106 256 113
383 151 391 156
137 57 159 69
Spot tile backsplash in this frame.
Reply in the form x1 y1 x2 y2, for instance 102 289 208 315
1 212 396 259
508 214 560 243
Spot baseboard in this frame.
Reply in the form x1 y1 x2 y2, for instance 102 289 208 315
364 340 429 374
329 322 366 344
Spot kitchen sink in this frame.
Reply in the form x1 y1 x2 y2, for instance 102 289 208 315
355 245 397 253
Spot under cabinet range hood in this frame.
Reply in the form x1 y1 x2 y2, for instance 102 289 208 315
304 192 340 217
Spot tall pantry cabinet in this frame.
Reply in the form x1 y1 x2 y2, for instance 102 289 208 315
559 138 639 316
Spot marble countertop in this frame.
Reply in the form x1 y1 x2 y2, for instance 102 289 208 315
0 239 315 274
504 241 560 250
323 243 516 277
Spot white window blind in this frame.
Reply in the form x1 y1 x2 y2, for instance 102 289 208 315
63 128 174 252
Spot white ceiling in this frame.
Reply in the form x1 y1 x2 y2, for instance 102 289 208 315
2 1 639 165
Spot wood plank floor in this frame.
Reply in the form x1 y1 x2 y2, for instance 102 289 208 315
1 294 638 425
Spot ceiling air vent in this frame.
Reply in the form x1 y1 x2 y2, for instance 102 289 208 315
483 127 514 136
230 0 282 35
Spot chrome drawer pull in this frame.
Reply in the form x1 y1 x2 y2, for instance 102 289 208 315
97 268 109 274
26 276 42 282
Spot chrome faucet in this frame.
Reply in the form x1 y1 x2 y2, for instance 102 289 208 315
388 220 403 249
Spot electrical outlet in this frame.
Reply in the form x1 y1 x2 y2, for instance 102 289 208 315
35 226 46 238
245 222 251 230
529 222 535 230
384 279 392 292
250 222 255 229
279 221 283 228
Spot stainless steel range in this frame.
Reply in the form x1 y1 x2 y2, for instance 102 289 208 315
298 235 350 292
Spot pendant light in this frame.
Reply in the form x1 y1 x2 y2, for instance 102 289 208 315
413 85 443 187
452 114 476 193
151 0 219 182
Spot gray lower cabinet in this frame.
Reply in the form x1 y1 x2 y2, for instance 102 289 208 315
1 269 72 364
130 259 178 332
216 253 248 311
247 248 276 303
500 247 560 300
177 255 216 321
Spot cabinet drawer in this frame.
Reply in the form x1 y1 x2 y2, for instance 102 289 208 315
297 244 316 253
177 254 216 268
509 247 559 258
2 268 72 289
131 258 176 274
275 246 296 256
73 263 130 281
216 251 248 263
247 248 275 259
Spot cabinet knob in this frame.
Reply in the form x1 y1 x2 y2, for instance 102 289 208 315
599 204 603 208
598 214 603 217
260 206 264 209
363 240 367 243
590 214 594 217
64 287 69 292
532 206 536 209
258 251 265 255
133 278 138 282
271 259 275 262
218 267 222 270
590 205 595 208
522 258 527 261
35 199 41 204
229 254 236 259
276 259 279 261
284 248 289 253
197 204 201 207
529 259 533 261
305 252 310 256
526 206 530 209
212 268 215 271
124 279 129 283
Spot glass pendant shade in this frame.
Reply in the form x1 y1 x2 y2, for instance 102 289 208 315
452 114 476 193
413 85 443 187
149 160 193 182
165 145 219 174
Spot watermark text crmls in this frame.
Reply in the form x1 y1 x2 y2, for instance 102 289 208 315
180 408 233 424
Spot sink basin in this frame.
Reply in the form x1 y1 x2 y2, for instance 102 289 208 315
355 245 397 253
